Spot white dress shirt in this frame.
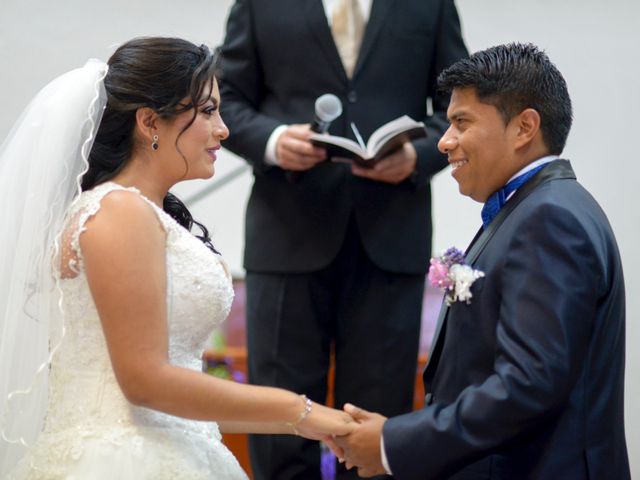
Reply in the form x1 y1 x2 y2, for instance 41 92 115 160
323 0 372 24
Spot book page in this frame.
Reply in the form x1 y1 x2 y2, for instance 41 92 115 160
309 133 367 158
310 116 426 166
367 115 423 156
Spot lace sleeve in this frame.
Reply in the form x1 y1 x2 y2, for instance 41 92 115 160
58 202 102 279
57 183 165 279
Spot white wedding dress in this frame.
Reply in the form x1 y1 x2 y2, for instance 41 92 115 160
7 183 248 479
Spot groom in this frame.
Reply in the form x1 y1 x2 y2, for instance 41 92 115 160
333 43 630 479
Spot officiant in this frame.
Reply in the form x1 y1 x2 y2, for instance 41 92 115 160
218 1 467 478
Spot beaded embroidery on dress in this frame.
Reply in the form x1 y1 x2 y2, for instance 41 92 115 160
8 183 247 479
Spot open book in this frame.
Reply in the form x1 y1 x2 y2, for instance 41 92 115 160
309 115 427 168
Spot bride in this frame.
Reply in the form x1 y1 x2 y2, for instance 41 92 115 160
0 37 352 479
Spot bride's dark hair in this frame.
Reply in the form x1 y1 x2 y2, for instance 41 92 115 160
83 37 219 253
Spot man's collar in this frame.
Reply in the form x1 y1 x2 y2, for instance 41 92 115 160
506 155 560 185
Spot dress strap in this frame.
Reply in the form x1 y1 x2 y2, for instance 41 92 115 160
59 182 160 278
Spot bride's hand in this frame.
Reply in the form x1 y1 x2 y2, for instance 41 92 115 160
293 401 355 441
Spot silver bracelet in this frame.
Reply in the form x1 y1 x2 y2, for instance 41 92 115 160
285 394 313 435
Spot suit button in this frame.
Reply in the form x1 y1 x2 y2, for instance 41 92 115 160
425 393 433 405
347 90 358 103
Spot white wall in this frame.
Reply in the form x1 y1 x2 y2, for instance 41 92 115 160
2 0 639 473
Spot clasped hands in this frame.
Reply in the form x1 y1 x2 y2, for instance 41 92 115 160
295 401 388 478
276 124 417 185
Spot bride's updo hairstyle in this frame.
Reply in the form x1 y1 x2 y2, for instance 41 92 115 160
83 37 218 252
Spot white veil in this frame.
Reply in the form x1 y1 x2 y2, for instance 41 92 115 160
0 59 108 475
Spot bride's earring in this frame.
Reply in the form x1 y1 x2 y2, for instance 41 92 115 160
151 134 159 151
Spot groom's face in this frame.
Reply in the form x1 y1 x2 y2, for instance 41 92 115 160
438 87 520 203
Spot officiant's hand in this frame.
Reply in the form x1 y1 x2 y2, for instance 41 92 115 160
295 402 355 442
333 403 388 477
276 124 327 171
351 141 417 184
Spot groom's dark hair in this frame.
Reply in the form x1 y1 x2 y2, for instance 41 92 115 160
437 43 573 155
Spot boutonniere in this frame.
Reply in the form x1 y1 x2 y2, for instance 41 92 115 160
428 247 484 305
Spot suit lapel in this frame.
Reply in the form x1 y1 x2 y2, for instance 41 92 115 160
422 160 576 379
423 226 482 375
423 299 448 375
353 0 395 78
466 160 576 266
300 0 348 82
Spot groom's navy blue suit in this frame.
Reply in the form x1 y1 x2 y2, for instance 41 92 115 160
383 160 630 479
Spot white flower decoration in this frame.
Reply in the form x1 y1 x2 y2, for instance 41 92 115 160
447 264 485 305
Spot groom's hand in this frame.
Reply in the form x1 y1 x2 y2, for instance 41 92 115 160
334 403 388 477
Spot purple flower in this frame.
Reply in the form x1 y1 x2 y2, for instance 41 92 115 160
442 247 466 267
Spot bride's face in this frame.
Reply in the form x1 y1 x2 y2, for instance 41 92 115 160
158 78 229 181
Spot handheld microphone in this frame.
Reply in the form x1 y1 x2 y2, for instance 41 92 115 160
287 94 343 183
310 93 343 133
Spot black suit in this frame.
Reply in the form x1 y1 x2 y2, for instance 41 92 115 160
383 161 630 479
219 1 467 478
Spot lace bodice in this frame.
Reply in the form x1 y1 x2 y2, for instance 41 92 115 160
9 183 246 479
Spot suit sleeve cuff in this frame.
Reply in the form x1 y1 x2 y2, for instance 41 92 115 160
264 124 287 166
380 433 393 475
